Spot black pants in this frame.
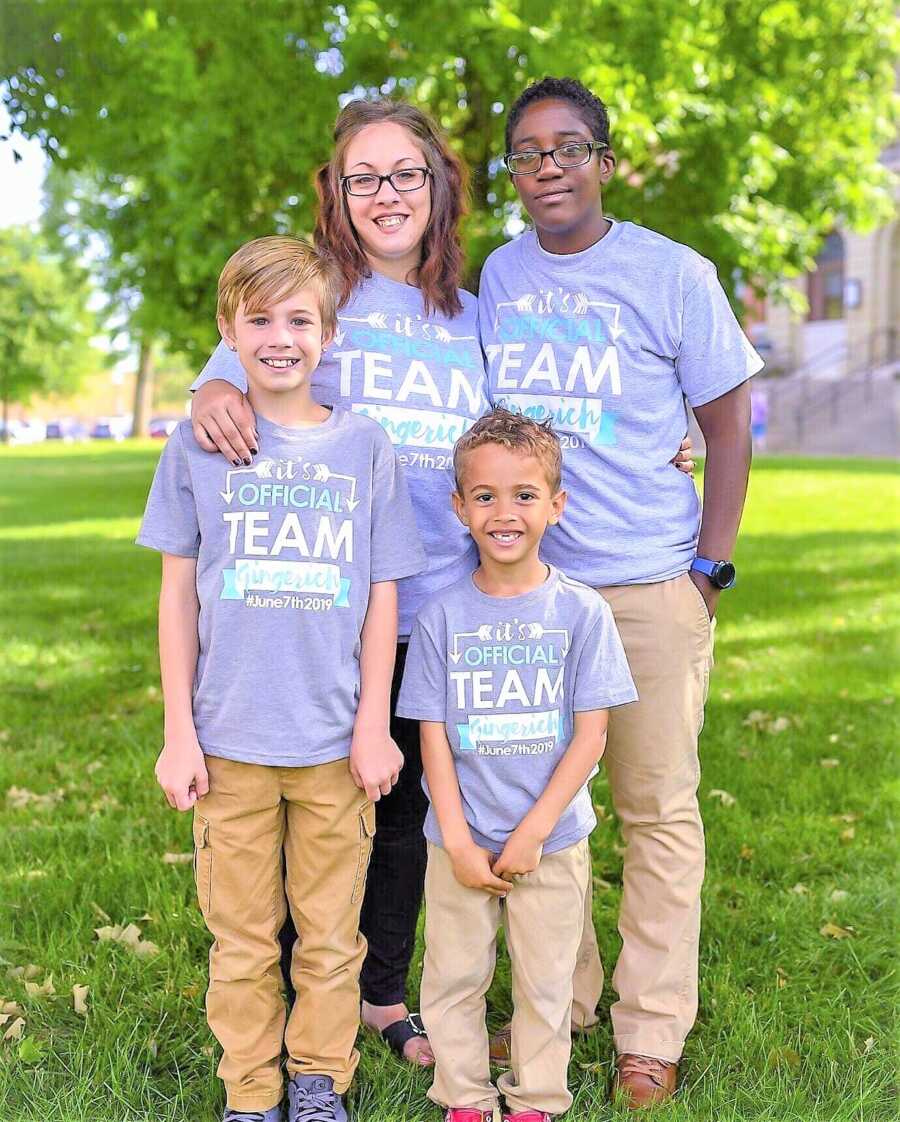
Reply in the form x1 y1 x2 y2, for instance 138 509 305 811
279 641 428 1006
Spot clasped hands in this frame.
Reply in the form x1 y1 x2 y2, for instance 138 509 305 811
448 823 545 897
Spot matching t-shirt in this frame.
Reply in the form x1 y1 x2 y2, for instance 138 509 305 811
396 567 637 855
478 220 763 587
137 410 424 767
193 271 489 637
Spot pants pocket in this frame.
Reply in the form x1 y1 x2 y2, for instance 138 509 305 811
351 802 376 904
193 813 212 915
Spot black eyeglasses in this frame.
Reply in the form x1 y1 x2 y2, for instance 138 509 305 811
340 167 432 197
503 141 608 176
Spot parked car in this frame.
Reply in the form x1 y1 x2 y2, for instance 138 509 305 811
148 415 181 438
46 418 88 442
0 419 46 445
90 416 131 441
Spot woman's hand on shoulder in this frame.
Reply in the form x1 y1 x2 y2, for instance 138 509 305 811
191 380 258 465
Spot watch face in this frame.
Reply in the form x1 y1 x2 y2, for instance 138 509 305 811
714 561 736 589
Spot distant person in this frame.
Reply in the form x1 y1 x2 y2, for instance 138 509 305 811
397 408 637 1122
187 99 694 1071
478 77 762 1107
137 235 424 1122
751 387 769 450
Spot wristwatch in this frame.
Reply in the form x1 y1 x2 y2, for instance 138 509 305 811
691 556 737 589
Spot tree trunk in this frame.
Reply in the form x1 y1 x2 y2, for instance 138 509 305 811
132 337 155 437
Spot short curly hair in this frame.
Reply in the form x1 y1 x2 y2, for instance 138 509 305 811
454 407 562 494
505 76 610 153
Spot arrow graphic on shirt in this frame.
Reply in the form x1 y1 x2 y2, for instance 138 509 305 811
340 312 388 329
493 292 624 340
311 464 360 511
429 325 478 343
519 624 570 656
220 460 275 503
449 626 494 664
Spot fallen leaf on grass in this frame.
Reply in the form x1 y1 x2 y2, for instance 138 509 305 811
840 827 856 842
790 883 809 895
776 966 789 989
820 758 840 768
593 876 614 892
7 965 42 981
768 1047 801 1069
769 716 791 733
820 922 855 939
743 709 770 730
72 985 89 1015
18 1036 44 1064
2 1017 25 1042
0 1001 22 1016
739 845 754 860
579 1061 607 1072
24 975 55 998
95 923 159 957
830 889 849 903
831 813 858 823
828 733 840 743
6 786 64 810
708 789 736 807
863 1037 876 1053
162 852 193 865
85 760 103 775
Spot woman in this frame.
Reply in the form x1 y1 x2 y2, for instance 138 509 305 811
190 98 695 1068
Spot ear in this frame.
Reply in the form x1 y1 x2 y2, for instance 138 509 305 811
548 489 567 525
217 314 237 352
451 489 469 527
599 147 617 186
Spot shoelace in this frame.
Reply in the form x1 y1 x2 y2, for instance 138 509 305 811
618 1054 672 1085
224 1112 267 1122
288 1081 341 1122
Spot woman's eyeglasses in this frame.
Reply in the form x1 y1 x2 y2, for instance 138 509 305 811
341 167 432 196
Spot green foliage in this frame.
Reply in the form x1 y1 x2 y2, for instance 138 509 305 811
0 226 96 414
1 0 896 358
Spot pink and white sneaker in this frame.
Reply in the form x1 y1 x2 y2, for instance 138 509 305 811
443 1110 496 1122
502 1111 552 1122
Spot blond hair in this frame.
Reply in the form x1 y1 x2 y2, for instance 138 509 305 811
454 407 563 493
216 235 341 335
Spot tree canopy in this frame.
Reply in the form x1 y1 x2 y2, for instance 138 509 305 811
1 0 896 362
0 225 97 432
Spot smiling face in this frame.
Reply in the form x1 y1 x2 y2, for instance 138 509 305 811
452 443 566 573
218 287 329 399
342 121 432 283
508 98 616 253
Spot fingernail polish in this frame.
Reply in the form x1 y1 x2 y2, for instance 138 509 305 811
243 458 251 466
250 447 259 456
232 459 241 467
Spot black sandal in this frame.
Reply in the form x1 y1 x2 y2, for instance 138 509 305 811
380 1012 430 1060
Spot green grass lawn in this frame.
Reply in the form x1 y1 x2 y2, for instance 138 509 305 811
0 442 897 1122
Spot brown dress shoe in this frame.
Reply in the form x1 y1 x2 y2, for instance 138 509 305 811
612 1054 678 1109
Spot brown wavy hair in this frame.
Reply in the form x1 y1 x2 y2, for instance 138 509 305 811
314 99 469 318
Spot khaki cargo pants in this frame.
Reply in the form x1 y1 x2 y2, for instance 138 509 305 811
572 573 715 1061
193 755 374 1111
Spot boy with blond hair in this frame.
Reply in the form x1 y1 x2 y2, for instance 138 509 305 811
397 408 637 1122
137 235 424 1122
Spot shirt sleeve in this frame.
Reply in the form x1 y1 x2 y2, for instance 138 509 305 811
191 338 248 394
571 598 639 712
369 428 427 583
395 611 448 722
135 425 201 557
676 257 764 408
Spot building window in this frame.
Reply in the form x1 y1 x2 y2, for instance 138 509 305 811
807 232 845 321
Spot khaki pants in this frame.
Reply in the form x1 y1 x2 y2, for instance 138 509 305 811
571 573 714 1061
193 755 374 1111
422 839 590 1115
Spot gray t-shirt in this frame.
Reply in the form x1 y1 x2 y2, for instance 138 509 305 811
137 409 425 767
478 221 764 586
396 567 638 855
193 271 490 636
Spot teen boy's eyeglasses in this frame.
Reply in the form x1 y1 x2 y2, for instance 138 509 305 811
503 141 609 176
340 167 432 196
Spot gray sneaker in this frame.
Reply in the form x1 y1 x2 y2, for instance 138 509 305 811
287 1074 348 1122
223 1108 283 1122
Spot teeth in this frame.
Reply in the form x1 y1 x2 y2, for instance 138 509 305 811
261 358 297 368
376 216 404 228
492 532 521 542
